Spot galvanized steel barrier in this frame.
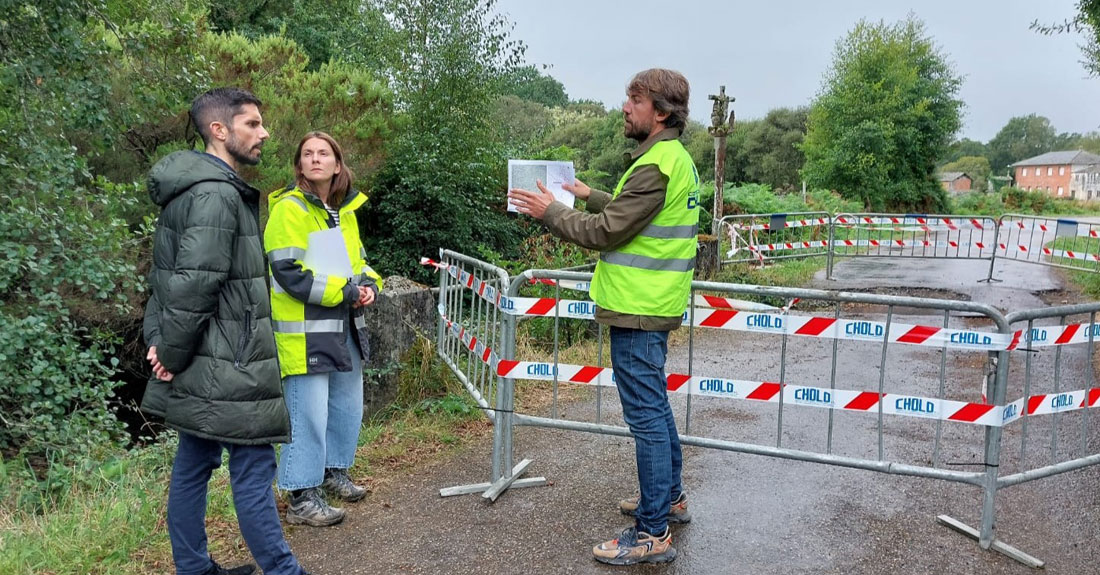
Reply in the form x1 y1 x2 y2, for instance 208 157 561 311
713 212 1100 284
827 213 1000 280
429 241 1100 568
990 214 1100 279
717 211 832 266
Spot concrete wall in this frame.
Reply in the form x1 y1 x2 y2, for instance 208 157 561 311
359 276 437 418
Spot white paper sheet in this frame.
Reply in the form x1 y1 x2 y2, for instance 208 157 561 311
507 159 576 212
302 227 353 278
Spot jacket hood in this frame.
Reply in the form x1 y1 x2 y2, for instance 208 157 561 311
148 151 254 207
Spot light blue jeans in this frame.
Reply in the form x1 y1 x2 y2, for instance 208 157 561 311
277 331 364 491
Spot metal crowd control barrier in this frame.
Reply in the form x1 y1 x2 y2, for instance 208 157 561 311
989 214 1100 280
717 211 831 266
430 249 1100 568
432 249 548 499
828 213 999 280
998 302 1100 489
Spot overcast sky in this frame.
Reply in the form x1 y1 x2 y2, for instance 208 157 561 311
495 0 1100 143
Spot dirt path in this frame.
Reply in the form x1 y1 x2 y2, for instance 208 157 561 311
284 256 1100 575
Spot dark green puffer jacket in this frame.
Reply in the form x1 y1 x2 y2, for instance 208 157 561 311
141 151 290 445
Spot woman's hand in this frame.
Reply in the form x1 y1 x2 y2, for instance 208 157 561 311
354 285 375 308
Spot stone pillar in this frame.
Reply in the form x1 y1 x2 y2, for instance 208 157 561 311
358 276 437 418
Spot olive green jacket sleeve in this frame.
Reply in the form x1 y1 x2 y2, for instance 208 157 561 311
541 164 668 251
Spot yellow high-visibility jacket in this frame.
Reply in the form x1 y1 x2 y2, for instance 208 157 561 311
265 186 382 378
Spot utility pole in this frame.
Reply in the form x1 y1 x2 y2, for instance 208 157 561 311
708 86 735 230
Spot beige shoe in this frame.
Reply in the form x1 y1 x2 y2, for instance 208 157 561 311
618 492 692 523
593 526 677 565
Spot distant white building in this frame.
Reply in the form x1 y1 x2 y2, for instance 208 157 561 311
1071 164 1100 201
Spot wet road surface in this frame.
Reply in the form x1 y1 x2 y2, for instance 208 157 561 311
286 254 1100 575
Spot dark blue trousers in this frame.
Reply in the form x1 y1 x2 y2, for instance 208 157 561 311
167 432 302 575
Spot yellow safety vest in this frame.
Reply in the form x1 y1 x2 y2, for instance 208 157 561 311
590 139 700 318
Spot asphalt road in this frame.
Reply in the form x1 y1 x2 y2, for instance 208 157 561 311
285 253 1100 575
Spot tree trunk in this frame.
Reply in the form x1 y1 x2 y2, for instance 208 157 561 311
695 234 720 280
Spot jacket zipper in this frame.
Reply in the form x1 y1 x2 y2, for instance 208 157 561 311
234 308 253 369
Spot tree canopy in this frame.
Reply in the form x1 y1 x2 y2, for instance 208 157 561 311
801 16 963 211
1031 0 1100 77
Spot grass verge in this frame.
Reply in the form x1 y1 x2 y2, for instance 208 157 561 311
0 334 485 575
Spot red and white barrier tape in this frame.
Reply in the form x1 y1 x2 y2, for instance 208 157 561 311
1000 220 1100 238
428 270 1100 427
495 359 1005 426
726 218 830 231
424 257 1099 351
439 311 501 368
835 216 992 230
996 245 1100 263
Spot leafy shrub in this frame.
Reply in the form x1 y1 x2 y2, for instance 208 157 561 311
0 177 141 456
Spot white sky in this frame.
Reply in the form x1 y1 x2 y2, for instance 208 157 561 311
495 0 1100 142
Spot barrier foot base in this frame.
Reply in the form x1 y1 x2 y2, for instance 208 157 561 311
977 277 1003 283
438 458 548 501
936 515 1044 569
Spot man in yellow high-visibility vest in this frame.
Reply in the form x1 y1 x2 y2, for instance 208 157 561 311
509 68 700 566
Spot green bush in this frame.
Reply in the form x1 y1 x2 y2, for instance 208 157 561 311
951 187 1100 217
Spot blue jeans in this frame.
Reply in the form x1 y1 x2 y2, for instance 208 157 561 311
278 331 364 490
167 432 302 575
610 326 683 535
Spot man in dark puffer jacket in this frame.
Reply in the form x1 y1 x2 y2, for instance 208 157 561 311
142 88 308 575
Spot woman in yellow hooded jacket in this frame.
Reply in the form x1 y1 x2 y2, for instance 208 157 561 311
264 131 382 527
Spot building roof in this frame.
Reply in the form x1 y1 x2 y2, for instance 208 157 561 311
1074 164 1100 174
1011 150 1100 167
936 171 970 182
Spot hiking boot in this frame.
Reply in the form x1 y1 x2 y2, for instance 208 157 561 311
619 492 692 524
286 488 346 527
321 467 368 502
205 559 256 575
593 526 677 565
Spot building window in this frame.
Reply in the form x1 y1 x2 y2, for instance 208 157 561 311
1059 186 1064 195
1059 166 1065 175
1048 166 1054 176
1022 168 1029 177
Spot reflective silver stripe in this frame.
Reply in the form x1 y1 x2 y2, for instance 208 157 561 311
600 251 695 272
270 276 286 294
308 274 330 305
268 246 306 261
273 319 344 333
354 315 366 330
284 196 309 212
359 247 367 259
638 223 698 239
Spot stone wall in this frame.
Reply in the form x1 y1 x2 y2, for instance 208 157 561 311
359 276 437 417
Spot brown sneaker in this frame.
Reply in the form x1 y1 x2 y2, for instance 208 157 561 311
593 526 677 565
619 492 692 524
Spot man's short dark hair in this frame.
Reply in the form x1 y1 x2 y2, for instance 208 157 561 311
627 69 690 131
190 87 263 146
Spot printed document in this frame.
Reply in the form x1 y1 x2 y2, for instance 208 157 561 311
303 227 353 278
507 160 575 212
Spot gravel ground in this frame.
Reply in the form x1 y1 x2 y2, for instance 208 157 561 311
280 255 1100 575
